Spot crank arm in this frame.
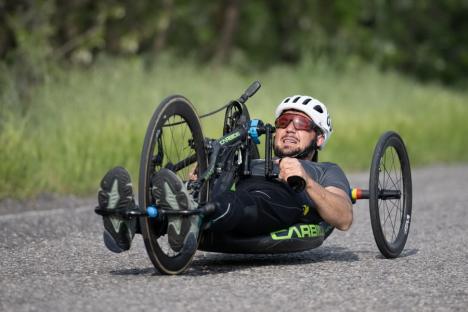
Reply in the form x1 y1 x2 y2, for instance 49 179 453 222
94 206 147 218
152 203 216 217
95 203 216 219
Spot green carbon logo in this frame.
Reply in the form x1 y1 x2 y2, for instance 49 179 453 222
271 224 325 240
219 131 240 145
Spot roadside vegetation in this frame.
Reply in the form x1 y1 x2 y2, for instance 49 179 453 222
1 57 467 198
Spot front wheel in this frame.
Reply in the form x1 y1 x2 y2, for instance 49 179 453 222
223 100 260 160
369 131 412 258
139 95 208 275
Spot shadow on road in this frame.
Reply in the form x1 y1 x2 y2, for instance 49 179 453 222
110 245 359 277
374 248 419 259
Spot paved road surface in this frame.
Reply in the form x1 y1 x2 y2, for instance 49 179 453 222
1 165 467 311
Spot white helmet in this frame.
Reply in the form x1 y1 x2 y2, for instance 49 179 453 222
275 95 333 149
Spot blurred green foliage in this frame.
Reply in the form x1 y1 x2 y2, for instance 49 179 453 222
0 57 467 198
1 0 468 198
1 0 468 85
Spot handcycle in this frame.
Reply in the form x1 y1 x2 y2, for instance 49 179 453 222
96 81 412 275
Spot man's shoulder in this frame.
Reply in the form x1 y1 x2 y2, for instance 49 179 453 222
315 161 339 167
318 161 345 171
301 160 349 188
301 160 342 171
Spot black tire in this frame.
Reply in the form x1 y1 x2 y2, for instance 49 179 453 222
369 131 412 258
139 95 208 275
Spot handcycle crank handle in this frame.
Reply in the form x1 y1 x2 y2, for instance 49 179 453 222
287 176 306 193
245 80 261 98
238 80 261 104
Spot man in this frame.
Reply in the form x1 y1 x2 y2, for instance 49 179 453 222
97 95 353 253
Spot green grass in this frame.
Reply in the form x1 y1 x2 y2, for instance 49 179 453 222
1 57 467 198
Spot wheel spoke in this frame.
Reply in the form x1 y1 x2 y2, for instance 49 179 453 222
390 148 401 191
161 121 170 169
389 199 400 241
390 147 403 240
383 159 398 190
158 114 197 181
386 200 397 240
381 200 389 228
378 145 405 244
169 116 180 168
382 200 396 240
180 120 190 178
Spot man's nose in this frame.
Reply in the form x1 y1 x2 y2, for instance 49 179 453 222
285 121 296 132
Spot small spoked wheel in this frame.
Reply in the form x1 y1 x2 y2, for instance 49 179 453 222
139 95 208 274
223 100 260 160
369 131 412 258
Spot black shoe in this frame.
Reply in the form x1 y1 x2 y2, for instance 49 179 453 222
151 168 200 252
98 167 137 253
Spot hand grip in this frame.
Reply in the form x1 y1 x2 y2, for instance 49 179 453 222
238 81 261 104
245 80 261 98
287 176 306 193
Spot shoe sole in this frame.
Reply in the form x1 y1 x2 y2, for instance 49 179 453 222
152 168 196 252
98 167 136 253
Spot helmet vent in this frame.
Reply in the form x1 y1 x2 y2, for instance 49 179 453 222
284 97 291 103
293 96 301 103
313 105 323 113
302 98 312 105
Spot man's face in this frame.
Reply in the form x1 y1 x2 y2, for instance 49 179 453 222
273 111 323 158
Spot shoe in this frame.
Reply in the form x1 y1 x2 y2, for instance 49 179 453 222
98 167 137 253
151 168 200 252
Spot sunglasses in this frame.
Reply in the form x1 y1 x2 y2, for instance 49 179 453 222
274 113 317 131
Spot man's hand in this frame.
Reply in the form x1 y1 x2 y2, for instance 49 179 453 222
276 157 310 184
188 164 198 181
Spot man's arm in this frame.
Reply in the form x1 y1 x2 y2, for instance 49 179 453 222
303 182 353 231
277 158 353 231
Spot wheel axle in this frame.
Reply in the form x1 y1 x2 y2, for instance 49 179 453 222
95 203 216 219
351 188 401 202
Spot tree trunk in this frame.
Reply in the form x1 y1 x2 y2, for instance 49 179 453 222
153 0 173 56
213 0 241 65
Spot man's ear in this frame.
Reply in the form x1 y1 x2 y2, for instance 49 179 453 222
316 134 325 147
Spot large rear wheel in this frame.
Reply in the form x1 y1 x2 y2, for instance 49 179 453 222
369 131 412 258
139 95 208 274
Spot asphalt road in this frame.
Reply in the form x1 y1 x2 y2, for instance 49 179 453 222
1 165 467 311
